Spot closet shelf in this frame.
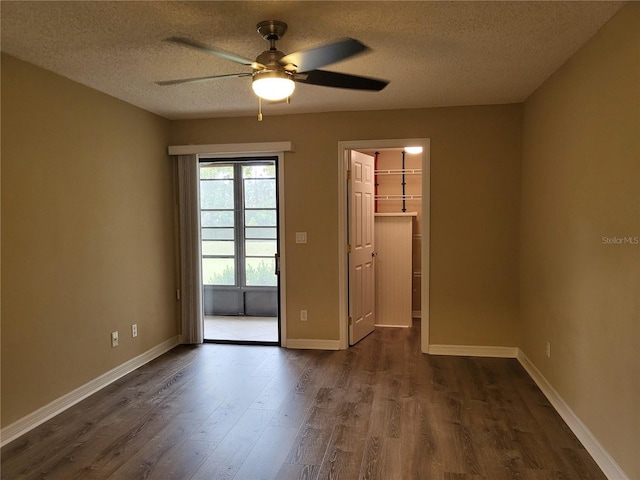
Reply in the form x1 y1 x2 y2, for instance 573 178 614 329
374 169 422 175
375 194 422 200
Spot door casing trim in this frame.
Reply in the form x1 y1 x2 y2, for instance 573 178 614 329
338 139 430 352
193 146 289 347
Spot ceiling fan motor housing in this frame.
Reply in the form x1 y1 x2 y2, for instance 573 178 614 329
255 49 287 72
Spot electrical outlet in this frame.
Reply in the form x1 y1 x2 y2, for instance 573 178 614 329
111 331 119 348
132 324 138 337
546 341 551 358
300 309 308 321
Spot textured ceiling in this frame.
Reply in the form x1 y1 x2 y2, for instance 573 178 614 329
0 1 625 120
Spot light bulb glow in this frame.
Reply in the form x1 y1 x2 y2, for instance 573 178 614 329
252 72 295 101
404 146 423 154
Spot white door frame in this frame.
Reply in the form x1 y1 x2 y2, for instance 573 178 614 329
337 139 430 353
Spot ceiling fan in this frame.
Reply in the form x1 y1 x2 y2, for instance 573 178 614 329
156 20 389 117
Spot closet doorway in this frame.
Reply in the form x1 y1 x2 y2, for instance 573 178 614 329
338 139 430 352
199 157 280 345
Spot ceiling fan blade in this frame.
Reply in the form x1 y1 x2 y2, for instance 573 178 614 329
165 37 263 69
280 38 369 73
297 70 389 91
156 72 251 86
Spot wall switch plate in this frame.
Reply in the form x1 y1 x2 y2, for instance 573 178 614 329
300 309 308 321
111 331 119 347
132 324 138 337
296 232 308 244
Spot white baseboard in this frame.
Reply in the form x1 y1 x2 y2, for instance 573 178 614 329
375 323 411 328
428 344 518 358
0 335 180 447
516 350 629 480
285 338 341 350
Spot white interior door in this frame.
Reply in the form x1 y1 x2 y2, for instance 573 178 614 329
348 150 376 345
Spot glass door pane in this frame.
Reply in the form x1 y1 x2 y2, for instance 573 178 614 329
243 164 277 287
200 164 236 286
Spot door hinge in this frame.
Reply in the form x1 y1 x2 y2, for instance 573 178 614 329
347 170 352 180
348 316 353 326
347 244 352 253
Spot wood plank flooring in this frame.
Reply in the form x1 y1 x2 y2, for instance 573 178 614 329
1 323 606 480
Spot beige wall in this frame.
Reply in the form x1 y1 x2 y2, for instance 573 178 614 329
520 4 640 478
1 55 178 426
170 104 522 346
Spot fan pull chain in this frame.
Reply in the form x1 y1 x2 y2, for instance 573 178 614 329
258 96 263 122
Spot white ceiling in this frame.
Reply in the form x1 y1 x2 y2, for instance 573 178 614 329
0 1 625 120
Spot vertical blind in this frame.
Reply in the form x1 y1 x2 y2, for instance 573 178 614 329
176 154 204 344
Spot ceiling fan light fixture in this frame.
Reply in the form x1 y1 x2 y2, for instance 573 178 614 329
252 70 295 101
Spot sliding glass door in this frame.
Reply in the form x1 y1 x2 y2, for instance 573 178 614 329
199 158 279 344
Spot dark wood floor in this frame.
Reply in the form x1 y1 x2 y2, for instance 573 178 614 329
2 322 605 480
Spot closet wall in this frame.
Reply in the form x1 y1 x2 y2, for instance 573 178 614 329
361 148 423 317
